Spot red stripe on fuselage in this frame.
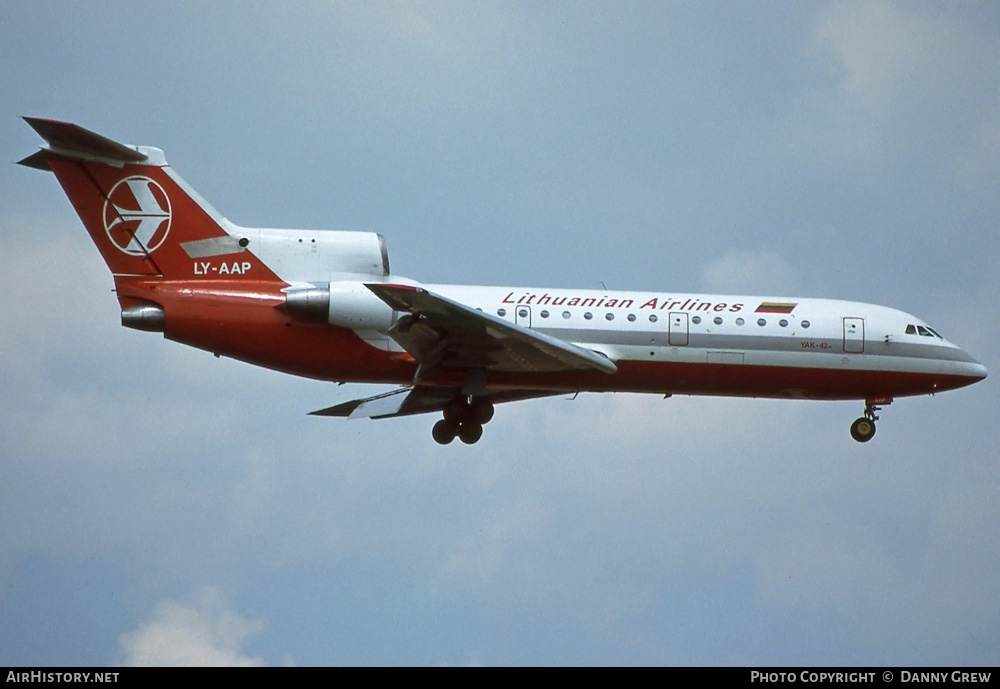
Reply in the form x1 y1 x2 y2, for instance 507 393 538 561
481 360 978 401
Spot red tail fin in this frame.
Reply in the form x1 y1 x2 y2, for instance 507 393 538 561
21 117 279 282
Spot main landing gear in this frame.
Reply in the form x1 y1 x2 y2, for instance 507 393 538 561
432 397 495 445
850 401 885 443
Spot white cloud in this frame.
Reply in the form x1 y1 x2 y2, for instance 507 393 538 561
118 587 265 667
812 1 945 118
774 1 1000 176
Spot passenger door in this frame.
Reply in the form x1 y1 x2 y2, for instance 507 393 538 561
669 312 689 346
843 317 864 353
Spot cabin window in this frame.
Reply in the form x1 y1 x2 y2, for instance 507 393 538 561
627 314 637 322
757 318 767 327
801 320 810 328
736 317 745 326
779 319 788 327
540 310 549 319
649 314 658 323
605 313 614 321
518 308 528 319
714 317 723 325
584 312 593 320
562 311 571 319
692 316 702 325
497 308 506 317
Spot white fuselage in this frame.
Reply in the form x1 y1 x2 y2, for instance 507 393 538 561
410 283 986 400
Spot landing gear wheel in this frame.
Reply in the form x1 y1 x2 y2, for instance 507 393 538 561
470 399 495 425
432 419 459 445
850 399 887 443
458 422 483 445
850 417 876 443
439 396 492 444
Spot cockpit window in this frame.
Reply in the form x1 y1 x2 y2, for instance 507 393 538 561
907 323 944 339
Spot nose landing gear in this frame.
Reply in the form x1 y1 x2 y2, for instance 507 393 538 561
432 397 495 445
850 400 887 443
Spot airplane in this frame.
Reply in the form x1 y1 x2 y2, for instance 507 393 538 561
20 117 987 445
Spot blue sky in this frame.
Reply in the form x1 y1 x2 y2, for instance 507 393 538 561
1 1 998 665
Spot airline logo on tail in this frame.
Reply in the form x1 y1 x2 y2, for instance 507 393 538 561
103 175 172 256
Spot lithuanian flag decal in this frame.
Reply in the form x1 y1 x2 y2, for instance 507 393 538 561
755 302 797 314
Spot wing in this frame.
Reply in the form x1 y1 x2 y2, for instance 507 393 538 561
366 283 617 382
310 385 565 420
311 285 610 421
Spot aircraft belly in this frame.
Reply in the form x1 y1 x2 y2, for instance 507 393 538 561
478 354 978 401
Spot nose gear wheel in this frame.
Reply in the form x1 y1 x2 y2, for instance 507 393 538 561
849 401 885 443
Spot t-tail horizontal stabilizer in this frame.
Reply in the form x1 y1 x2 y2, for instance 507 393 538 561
19 117 150 170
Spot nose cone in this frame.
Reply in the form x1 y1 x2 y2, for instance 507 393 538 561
970 360 988 381
955 348 988 386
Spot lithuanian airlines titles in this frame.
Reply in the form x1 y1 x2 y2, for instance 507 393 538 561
21 118 987 445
